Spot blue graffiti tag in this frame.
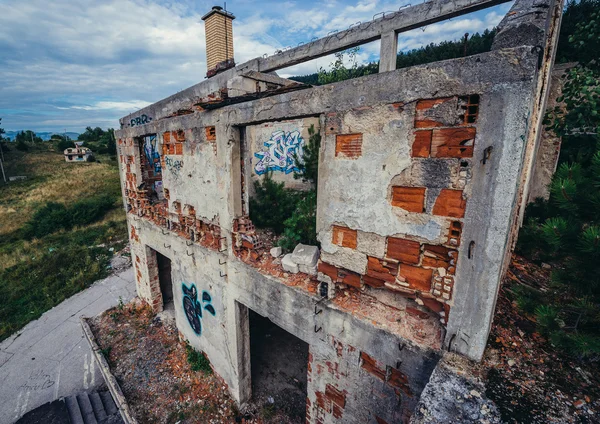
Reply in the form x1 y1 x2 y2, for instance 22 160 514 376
143 135 161 175
130 114 152 127
254 129 304 175
182 283 215 335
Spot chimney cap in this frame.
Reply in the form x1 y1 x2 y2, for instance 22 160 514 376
201 5 235 21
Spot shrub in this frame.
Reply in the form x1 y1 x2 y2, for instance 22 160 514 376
249 173 300 235
278 191 318 251
185 343 212 374
15 140 28 151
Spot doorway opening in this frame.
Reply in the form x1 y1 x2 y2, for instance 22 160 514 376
249 309 309 423
156 251 173 306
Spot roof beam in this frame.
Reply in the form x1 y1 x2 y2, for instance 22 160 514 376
257 0 511 73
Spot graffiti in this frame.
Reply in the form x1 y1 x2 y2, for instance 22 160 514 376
165 156 184 175
182 283 216 335
143 135 161 175
254 129 304 175
130 114 152 127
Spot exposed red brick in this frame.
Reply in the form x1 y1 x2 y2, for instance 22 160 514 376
447 220 462 247
332 404 344 419
325 384 346 408
399 265 433 291
363 274 386 288
367 257 398 283
391 187 425 213
315 391 331 413
338 269 361 288
388 367 412 396
386 237 421 264
175 130 185 142
412 130 432 158
335 133 363 158
318 261 338 281
375 417 390 424
332 225 357 249
405 306 430 319
432 189 466 218
431 127 476 158
420 295 445 314
205 126 216 141
414 97 454 128
163 131 171 143
360 352 386 381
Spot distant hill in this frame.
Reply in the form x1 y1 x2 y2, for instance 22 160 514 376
4 131 80 141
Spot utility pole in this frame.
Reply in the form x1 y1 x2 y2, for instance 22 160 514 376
0 154 6 184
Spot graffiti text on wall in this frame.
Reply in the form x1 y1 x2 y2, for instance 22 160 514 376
143 135 161 175
254 129 304 175
165 156 183 176
182 283 216 335
130 114 152 127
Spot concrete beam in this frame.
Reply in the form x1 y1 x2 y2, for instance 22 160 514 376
379 31 398 73
256 0 511 73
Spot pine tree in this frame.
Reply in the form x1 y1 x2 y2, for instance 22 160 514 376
518 3 600 359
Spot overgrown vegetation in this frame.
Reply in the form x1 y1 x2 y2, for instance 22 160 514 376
185 343 213 374
0 146 127 341
516 0 600 359
250 125 320 251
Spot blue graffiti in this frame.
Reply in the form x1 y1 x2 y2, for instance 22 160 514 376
130 114 152 127
254 129 304 175
182 283 215 335
143 135 161 175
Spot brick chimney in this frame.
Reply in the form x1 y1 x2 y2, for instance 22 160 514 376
202 6 235 78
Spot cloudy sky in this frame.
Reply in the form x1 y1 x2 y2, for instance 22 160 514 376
0 0 512 133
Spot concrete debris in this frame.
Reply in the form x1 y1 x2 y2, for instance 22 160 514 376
281 254 299 274
291 244 319 266
270 246 283 258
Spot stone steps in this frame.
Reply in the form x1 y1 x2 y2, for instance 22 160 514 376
65 391 123 424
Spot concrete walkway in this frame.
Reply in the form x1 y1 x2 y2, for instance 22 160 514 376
0 267 136 424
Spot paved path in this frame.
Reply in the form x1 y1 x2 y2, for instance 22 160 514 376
0 267 136 424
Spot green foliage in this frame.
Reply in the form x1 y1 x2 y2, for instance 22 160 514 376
15 140 29 151
517 3 600 359
317 47 371 85
55 138 74 152
15 130 43 144
278 191 318 251
249 173 300 235
293 124 320 187
0 242 111 341
185 343 212 374
23 195 116 239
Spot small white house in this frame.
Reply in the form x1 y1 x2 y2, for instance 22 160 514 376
64 146 94 162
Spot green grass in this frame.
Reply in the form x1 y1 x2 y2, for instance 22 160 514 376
185 343 213 374
0 147 127 341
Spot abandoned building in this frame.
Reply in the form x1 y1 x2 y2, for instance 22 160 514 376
64 146 94 162
115 0 563 421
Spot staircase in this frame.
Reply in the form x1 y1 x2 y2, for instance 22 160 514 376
64 391 124 424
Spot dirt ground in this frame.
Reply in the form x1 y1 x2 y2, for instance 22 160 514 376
475 255 600 424
89 301 308 424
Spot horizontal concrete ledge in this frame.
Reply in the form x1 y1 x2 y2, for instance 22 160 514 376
80 317 138 424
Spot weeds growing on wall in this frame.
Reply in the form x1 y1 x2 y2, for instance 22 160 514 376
516 3 600 360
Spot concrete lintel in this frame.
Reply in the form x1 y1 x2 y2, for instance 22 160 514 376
256 0 511 73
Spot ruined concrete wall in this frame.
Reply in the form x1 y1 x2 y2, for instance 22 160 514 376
528 63 574 202
113 0 562 415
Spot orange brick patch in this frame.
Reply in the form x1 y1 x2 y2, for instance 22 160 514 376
367 257 399 283
431 127 476 158
412 130 432 157
414 97 454 128
332 225 358 249
432 189 466 218
386 237 421 264
335 133 363 158
205 126 216 141
399 264 433 292
391 187 425 213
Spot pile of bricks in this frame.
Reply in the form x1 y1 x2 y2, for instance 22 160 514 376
232 216 262 260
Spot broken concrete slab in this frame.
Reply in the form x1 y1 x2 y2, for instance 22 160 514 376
291 244 319 266
281 254 299 274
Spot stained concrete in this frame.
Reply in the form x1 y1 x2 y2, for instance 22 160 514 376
0 268 136 424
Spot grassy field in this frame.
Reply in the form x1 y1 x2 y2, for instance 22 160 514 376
0 146 128 341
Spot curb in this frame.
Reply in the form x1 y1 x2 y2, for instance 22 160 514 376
80 317 138 424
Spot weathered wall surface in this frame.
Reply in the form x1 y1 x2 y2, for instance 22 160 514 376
245 117 319 193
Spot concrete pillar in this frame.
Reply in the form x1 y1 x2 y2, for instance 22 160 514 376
379 31 398 73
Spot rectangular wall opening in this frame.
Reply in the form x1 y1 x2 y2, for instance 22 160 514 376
137 134 165 203
156 251 173 310
249 309 309 422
